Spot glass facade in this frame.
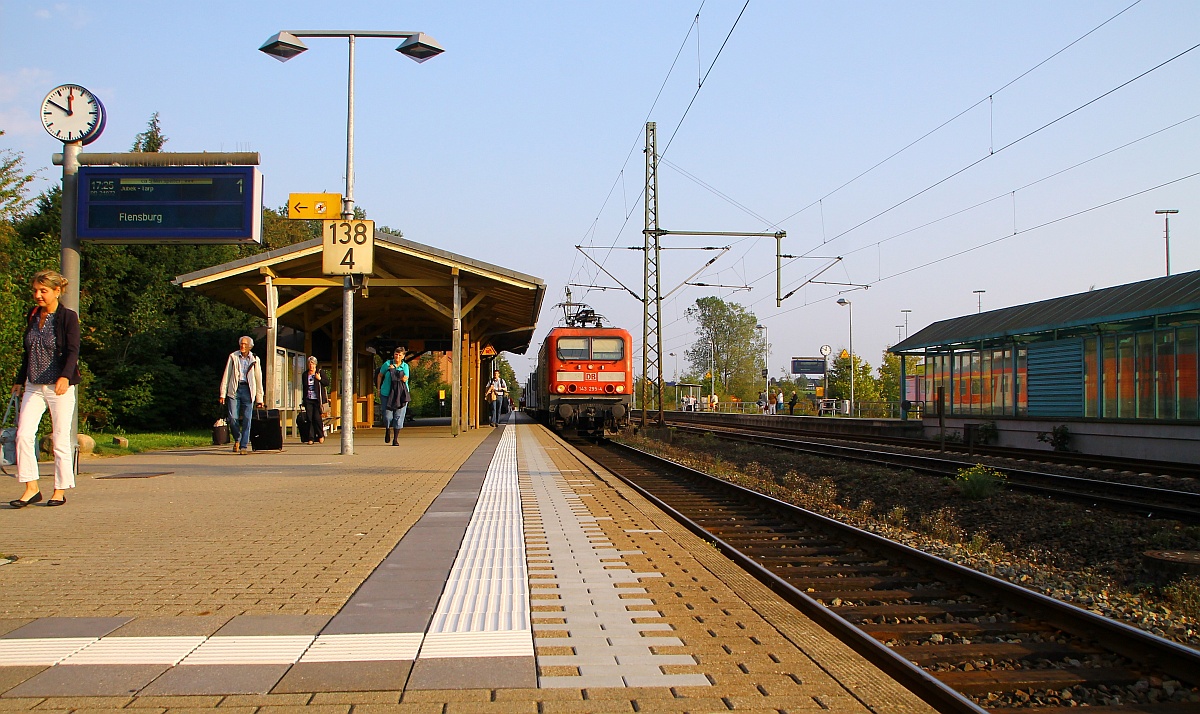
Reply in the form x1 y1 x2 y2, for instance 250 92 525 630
920 320 1200 420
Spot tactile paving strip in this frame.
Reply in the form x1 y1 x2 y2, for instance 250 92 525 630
518 426 710 689
420 424 532 655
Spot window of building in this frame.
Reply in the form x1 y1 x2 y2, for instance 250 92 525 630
1180 327 1198 420
1102 335 1117 418
1083 337 1098 418
1117 334 1136 418
1156 330 1175 419
1137 331 1155 418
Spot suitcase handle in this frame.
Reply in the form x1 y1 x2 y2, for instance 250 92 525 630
1 394 17 429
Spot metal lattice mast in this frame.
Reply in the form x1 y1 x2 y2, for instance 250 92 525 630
641 122 663 427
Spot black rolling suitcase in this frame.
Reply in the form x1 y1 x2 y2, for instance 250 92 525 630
250 409 283 451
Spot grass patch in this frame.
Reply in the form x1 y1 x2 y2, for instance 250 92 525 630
85 429 212 457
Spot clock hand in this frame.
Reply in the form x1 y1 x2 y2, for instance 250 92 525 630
67 91 74 115
47 99 71 115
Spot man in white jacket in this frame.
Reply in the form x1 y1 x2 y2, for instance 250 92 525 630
219 336 264 453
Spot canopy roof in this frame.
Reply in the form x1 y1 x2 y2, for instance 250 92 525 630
174 231 546 354
891 269 1200 352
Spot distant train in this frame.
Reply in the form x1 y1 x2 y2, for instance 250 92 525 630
524 303 632 436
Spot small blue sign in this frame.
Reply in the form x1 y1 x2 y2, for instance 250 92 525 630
78 166 262 244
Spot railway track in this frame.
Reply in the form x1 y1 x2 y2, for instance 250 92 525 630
656 420 1200 524
569 436 1200 713
646 411 1200 480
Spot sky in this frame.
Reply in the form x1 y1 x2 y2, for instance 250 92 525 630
2 1 1198 384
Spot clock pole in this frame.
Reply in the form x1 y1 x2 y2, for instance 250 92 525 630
60 140 82 312
59 139 82 478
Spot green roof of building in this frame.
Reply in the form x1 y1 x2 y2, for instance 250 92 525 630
890 269 1200 352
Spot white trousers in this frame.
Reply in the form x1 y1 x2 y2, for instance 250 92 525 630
15 382 76 490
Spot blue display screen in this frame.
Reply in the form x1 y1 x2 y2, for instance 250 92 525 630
77 166 262 243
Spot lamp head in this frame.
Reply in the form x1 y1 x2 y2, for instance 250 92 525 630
836 298 849 307
1156 209 1179 215
397 32 444 62
259 31 308 61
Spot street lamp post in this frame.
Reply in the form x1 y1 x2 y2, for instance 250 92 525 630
1156 209 1179 276
900 309 911 339
973 290 986 314
756 324 768 411
260 29 443 455
668 352 678 382
836 299 853 417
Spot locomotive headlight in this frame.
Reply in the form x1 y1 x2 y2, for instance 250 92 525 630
587 364 594 370
556 384 566 393
615 385 625 393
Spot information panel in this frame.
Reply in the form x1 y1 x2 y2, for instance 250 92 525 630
77 166 263 244
791 357 827 375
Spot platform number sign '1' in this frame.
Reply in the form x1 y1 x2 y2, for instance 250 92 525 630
322 219 374 276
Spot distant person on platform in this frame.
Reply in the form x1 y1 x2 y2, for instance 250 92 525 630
485 369 508 426
219 336 264 454
300 356 328 445
384 359 410 446
10 270 81 508
376 347 409 443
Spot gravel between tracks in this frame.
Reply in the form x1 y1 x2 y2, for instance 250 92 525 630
618 431 1200 651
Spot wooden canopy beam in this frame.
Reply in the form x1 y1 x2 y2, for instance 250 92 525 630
241 287 268 315
277 287 329 318
402 287 453 320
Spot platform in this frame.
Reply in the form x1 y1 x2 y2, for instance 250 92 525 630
0 417 933 712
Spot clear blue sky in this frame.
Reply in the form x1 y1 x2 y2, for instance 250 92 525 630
2 1 1198 382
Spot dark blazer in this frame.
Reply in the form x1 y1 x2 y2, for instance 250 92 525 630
301 370 329 403
13 304 81 386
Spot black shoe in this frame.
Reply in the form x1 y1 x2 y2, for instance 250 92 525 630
384 428 391 442
46 496 66 507
392 437 399 446
10 492 42 508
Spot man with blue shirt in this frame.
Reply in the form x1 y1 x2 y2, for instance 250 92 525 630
376 346 410 442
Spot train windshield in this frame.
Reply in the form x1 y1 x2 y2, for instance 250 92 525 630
557 338 589 361
591 338 624 361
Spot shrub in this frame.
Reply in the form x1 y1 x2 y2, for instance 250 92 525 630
955 464 1006 499
1036 424 1072 452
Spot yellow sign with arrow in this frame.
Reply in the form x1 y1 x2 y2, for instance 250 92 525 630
288 193 342 220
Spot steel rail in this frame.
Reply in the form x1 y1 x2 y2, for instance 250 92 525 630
571 437 1200 704
666 422 1200 523
649 410 1200 479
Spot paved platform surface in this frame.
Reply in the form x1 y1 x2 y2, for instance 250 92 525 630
0 416 934 713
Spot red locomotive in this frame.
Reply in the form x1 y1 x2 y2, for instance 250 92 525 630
525 300 632 435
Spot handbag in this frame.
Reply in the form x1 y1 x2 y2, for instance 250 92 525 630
320 400 331 417
1 393 18 475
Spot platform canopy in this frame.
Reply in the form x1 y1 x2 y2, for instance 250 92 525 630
174 231 546 355
891 269 1200 353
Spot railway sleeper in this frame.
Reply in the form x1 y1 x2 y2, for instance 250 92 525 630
894 641 1107 665
938 666 1143 695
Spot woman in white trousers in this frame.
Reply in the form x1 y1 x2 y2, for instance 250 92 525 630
10 270 81 508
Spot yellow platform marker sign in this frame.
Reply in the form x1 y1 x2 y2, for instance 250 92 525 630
323 219 374 276
288 193 342 219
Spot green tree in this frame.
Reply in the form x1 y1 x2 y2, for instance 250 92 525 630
0 130 36 221
826 353 879 405
407 353 449 418
877 351 903 403
683 297 765 400
131 113 168 152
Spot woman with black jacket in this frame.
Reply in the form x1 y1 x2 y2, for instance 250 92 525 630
9 270 81 508
300 356 328 444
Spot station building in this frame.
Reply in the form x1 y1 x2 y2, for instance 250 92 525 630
890 269 1200 462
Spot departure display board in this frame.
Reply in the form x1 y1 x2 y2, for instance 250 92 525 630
77 166 263 244
791 357 827 375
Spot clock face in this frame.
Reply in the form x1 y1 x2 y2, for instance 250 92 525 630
41 84 106 144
